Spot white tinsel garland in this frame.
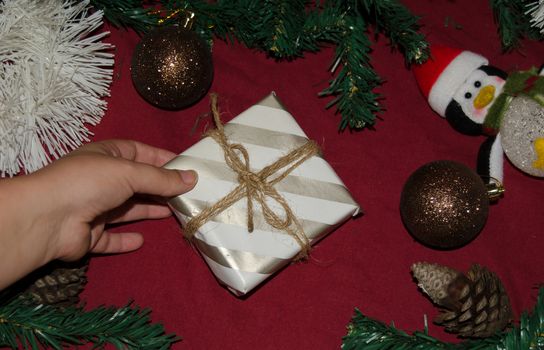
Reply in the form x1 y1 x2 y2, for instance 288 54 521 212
0 0 113 176
527 0 544 34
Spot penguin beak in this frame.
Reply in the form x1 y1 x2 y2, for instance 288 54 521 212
473 85 496 109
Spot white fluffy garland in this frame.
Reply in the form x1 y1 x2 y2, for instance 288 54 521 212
0 0 113 176
527 0 544 33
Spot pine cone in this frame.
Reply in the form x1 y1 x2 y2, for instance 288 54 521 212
411 262 512 338
22 259 88 307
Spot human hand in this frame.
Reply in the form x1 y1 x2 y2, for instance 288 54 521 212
0 140 196 289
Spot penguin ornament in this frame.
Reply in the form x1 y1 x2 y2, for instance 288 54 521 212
414 45 544 182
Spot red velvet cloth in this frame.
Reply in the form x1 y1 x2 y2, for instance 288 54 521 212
82 1 544 348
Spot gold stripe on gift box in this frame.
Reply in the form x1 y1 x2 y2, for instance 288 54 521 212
168 156 355 205
223 123 313 152
171 198 332 240
194 238 289 274
176 196 354 274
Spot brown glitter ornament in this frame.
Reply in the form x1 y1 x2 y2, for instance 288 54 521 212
131 25 213 110
400 160 489 249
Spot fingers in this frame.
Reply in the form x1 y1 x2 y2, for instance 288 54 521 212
79 140 178 166
91 232 144 255
51 139 194 260
107 201 173 223
75 140 198 198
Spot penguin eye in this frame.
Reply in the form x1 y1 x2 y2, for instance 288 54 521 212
474 81 481 88
464 92 472 99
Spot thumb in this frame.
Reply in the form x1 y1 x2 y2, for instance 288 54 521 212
91 231 144 255
123 163 198 197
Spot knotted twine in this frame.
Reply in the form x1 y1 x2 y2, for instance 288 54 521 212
184 94 320 258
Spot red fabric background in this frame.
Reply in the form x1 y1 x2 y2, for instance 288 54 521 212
81 1 544 349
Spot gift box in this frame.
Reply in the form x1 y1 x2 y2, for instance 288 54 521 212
164 92 360 295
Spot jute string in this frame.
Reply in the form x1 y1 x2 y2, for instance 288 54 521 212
184 94 320 257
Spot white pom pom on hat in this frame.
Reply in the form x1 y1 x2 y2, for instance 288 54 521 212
413 45 488 118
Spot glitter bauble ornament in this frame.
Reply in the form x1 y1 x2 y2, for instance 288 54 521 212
400 160 489 249
131 25 213 110
500 96 544 177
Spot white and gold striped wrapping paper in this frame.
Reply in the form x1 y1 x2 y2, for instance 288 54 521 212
164 93 360 295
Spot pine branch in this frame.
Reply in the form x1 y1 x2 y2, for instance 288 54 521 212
253 0 307 57
0 0 114 176
0 294 179 349
358 0 429 64
319 15 382 130
193 0 309 57
343 309 461 349
342 287 544 350
199 0 265 45
490 0 544 51
90 0 162 33
88 0 427 131
301 4 345 50
496 286 544 349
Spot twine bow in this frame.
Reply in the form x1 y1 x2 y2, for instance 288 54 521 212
184 94 320 257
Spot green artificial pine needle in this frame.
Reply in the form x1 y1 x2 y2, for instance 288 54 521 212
88 1 542 130
89 0 427 131
319 13 383 130
0 294 179 349
342 287 544 350
358 0 429 64
490 0 544 51
90 0 163 34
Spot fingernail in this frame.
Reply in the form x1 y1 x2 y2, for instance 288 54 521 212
180 170 197 185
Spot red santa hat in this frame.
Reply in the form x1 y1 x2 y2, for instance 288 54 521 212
413 46 488 117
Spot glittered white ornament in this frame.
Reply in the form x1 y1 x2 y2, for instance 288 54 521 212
0 0 114 177
500 96 544 177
